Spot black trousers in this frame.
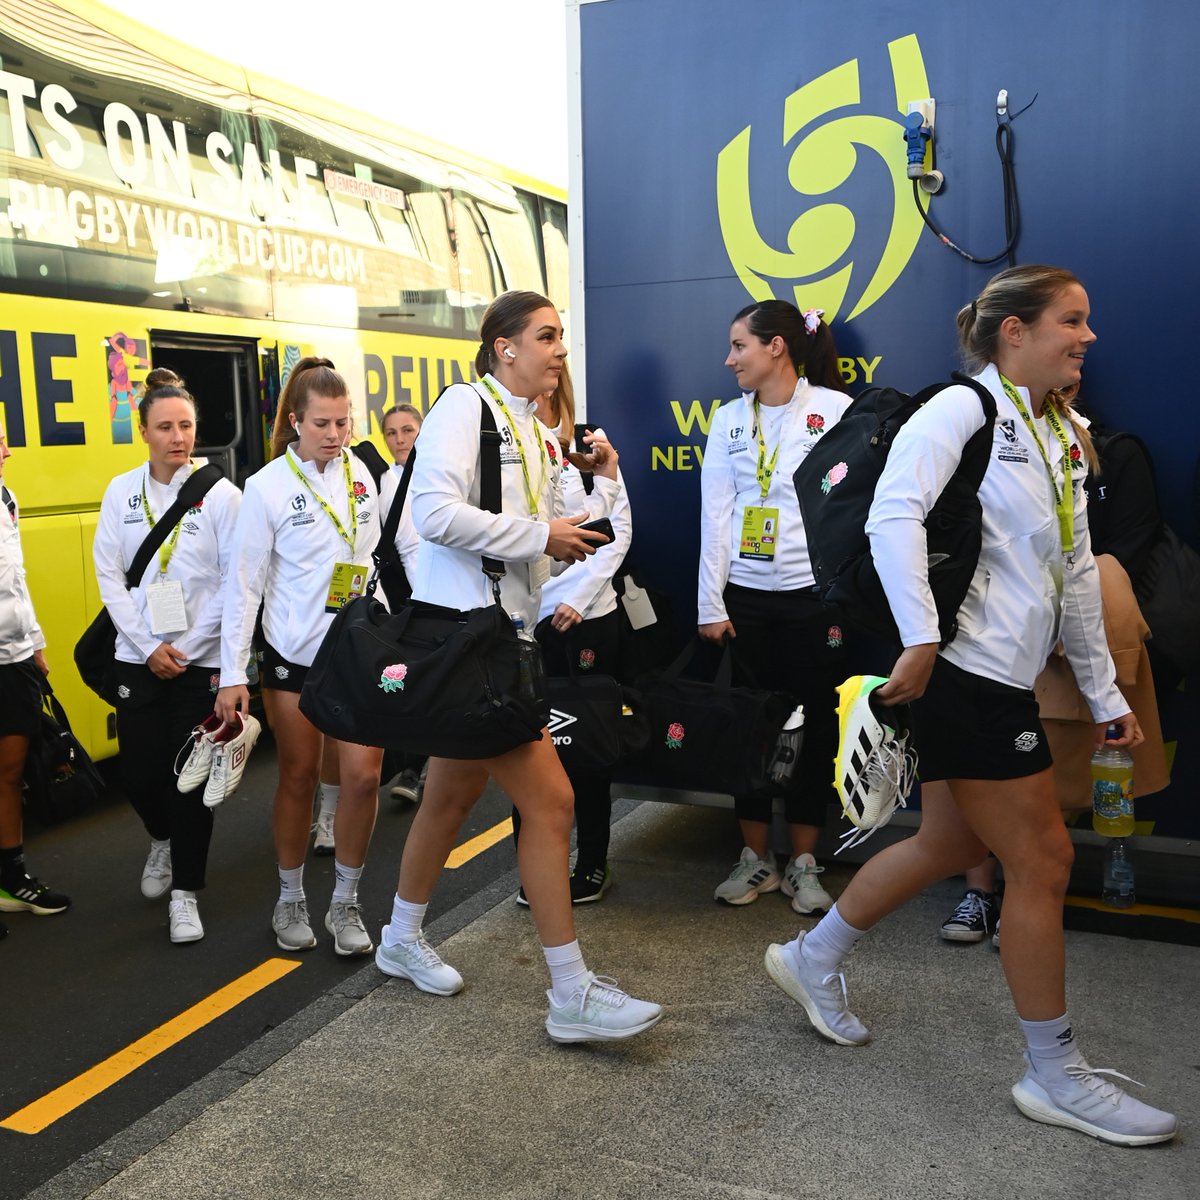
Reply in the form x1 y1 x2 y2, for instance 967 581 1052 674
511 607 621 867
114 661 219 891
722 583 846 827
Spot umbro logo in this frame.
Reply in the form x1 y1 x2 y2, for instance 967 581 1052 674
1056 1026 1074 1045
546 708 577 735
117 684 131 699
275 665 290 680
1014 731 1039 752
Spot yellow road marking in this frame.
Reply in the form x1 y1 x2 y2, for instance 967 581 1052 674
446 817 514 869
1065 894 1200 924
1 958 301 1135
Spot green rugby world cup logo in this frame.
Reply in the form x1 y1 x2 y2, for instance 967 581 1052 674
717 34 932 322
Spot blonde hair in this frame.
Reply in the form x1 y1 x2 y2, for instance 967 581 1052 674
956 264 1098 472
541 362 576 447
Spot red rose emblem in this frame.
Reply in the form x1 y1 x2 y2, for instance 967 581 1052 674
1069 445 1081 463
353 481 368 497
545 439 558 463
666 722 685 749
806 413 826 435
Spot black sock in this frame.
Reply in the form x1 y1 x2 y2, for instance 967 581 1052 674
0 845 26 887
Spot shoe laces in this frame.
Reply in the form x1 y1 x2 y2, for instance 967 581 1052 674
146 844 171 876
815 968 852 1011
313 812 335 837
579 975 628 1011
1063 1064 1143 1106
277 899 309 926
948 890 991 930
837 739 918 855
330 901 364 930
404 935 445 969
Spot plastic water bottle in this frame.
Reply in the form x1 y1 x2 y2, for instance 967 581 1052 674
1091 728 1134 838
510 614 543 702
1102 838 1136 908
768 705 806 786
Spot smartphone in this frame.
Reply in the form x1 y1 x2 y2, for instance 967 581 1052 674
579 516 615 544
574 422 597 449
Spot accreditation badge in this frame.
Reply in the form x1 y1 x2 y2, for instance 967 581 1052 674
145 579 187 635
739 506 780 561
530 555 552 591
326 562 367 613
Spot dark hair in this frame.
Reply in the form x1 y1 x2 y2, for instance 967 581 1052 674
732 300 847 393
270 357 348 460
382 403 423 433
475 290 556 376
957 264 1097 470
138 367 196 425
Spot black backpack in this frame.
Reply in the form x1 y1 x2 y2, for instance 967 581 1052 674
794 371 997 647
22 683 107 825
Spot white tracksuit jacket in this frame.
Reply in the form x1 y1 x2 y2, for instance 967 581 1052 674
408 376 617 628
866 362 1125 721
220 446 381 686
698 379 852 623
0 487 46 664
94 463 242 669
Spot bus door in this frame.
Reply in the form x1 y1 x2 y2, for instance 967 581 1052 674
147 333 267 488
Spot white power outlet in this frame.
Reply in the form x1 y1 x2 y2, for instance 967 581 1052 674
907 99 936 130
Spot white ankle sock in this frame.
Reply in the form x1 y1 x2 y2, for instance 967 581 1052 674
794 902 866 973
544 939 590 1006
317 783 340 818
1020 1012 1086 1077
332 860 363 904
278 864 305 903
387 895 427 945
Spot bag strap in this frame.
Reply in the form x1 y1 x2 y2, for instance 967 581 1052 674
660 637 734 690
369 393 508 600
124 463 223 588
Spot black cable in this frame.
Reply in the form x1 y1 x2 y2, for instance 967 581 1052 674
914 98 1031 267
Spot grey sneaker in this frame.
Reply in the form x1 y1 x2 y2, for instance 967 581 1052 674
764 934 869 1046
141 841 173 899
390 769 421 804
714 847 781 905
312 811 335 856
272 899 317 951
1011 1053 1177 1146
168 893 204 944
781 854 834 914
375 933 464 995
325 901 373 956
545 973 663 1043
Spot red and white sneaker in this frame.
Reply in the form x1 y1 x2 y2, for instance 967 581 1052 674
203 713 262 808
175 712 224 794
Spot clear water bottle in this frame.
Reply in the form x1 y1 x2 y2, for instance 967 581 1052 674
768 705 805 786
1091 726 1134 838
510 613 544 703
1102 838 1136 908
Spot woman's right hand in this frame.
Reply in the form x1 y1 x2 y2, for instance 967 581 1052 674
875 643 939 705
698 620 735 643
546 513 608 562
147 642 188 679
215 684 250 724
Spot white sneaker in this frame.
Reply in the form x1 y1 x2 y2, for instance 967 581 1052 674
140 841 173 899
168 892 204 943
764 934 869 1046
713 847 781 905
390 769 421 804
175 712 224 793
272 899 317 951
375 932 464 995
1012 1053 1177 1146
545 973 663 1043
203 713 262 808
312 811 336 856
781 854 834 914
325 901 373 956
833 675 918 853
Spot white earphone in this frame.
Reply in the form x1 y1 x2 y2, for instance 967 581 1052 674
503 347 516 359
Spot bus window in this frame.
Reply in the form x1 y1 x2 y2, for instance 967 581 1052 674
451 193 503 335
541 197 569 312
479 192 545 297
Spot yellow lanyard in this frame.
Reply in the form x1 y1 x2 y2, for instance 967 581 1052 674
142 465 191 576
286 449 358 555
999 374 1075 558
481 376 547 518
752 397 785 503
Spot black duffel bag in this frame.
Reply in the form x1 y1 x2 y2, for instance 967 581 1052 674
636 639 792 796
544 670 649 773
300 593 549 759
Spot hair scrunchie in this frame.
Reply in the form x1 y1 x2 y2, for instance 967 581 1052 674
802 308 825 335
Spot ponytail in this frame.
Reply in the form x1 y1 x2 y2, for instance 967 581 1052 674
270 357 345 460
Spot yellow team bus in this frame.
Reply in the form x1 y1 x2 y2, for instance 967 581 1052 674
0 0 568 759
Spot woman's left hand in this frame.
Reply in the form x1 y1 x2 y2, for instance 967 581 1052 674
33 649 49 677
1096 711 1143 750
550 603 583 632
568 430 619 480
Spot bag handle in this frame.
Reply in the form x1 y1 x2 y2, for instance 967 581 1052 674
660 637 735 691
124 463 223 588
369 394 508 603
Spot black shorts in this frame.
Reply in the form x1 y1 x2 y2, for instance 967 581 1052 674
260 641 309 694
0 658 43 738
914 656 1053 781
